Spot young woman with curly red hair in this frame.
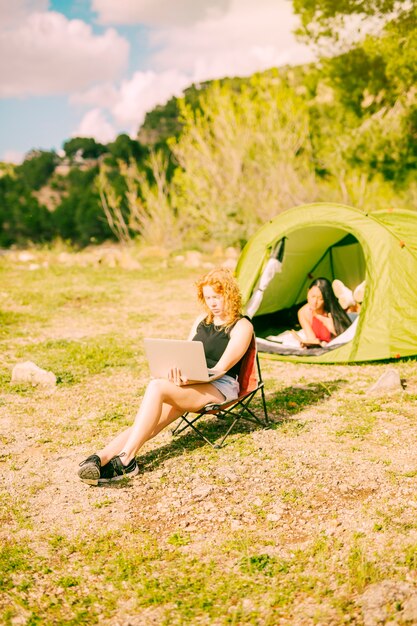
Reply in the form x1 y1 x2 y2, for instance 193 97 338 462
78 268 253 485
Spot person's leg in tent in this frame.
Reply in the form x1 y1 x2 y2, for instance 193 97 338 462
353 281 366 309
332 280 356 311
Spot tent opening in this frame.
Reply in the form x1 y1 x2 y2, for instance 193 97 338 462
250 227 366 342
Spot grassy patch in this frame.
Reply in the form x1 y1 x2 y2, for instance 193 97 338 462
0 310 38 339
1 489 415 625
11 335 140 385
333 396 383 439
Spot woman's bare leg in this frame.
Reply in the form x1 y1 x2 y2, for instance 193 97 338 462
96 427 132 465
97 379 224 465
96 401 178 465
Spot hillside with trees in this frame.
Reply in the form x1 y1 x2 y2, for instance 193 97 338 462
0 0 415 249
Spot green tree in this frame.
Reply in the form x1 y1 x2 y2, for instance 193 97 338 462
0 175 53 246
293 0 417 187
17 150 57 191
63 137 107 160
293 0 417 106
293 0 412 46
105 134 146 165
139 96 182 147
53 167 114 246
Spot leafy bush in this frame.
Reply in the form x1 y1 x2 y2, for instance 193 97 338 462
53 167 114 246
170 74 318 246
16 150 57 191
0 175 54 246
63 137 107 160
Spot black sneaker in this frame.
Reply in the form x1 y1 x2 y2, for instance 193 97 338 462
98 453 139 483
78 454 101 485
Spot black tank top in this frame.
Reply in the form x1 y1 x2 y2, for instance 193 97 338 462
192 318 246 378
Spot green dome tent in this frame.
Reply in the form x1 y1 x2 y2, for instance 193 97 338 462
236 203 417 363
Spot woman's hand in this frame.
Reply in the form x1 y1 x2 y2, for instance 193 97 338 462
168 367 188 386
300 338 321 348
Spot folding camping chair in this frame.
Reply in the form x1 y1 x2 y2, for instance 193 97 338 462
172 335 269 448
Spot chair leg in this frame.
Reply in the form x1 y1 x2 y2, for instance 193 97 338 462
260 384 269 424
256 355 269 424
176 413 219 448
213 418 240 448
172 383 269 448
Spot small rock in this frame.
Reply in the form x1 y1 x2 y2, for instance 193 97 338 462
225 246 239 259
230 519 242 530
221 258 237 270
191 485 212 500
17 251 35 262
57 252 73 265
359 580 413 626
11 361 56 387
137 246 169 260
184 250 202 268
242 598 255 612
221 471 238 482
119 253 142 271
367 369 403 395
402 595 417 622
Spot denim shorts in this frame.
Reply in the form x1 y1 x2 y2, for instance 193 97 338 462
210 374 240 402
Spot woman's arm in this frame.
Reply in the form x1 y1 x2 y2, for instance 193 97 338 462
298 305 319 343
213 317 253 373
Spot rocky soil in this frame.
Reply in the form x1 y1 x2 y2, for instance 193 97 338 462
1 255 417 625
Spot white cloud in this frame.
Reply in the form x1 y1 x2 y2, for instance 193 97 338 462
92 0 231 26
72 108 116 143
0 0 48 27
0 0 317 157
111 70 189 127
70 82 120 109
149 0 314 79
71 69 190 140
0 10 129 97
66 0 314 146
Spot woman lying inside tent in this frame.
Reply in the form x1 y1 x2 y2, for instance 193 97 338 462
296 277 352 348
257 277 357 355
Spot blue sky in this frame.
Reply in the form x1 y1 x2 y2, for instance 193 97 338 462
0 0 314 163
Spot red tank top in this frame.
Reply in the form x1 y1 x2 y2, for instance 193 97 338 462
312 316 331 342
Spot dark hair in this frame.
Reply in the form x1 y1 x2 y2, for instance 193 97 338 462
308 277 352 336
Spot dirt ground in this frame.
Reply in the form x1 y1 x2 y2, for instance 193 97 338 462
1 257 417 625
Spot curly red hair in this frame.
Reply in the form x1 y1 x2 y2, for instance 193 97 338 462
196 267 242 328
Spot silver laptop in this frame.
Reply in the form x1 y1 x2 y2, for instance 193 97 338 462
143 338 222 382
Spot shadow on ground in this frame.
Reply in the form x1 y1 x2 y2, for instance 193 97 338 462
133 379 346 476
267 379 345 420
